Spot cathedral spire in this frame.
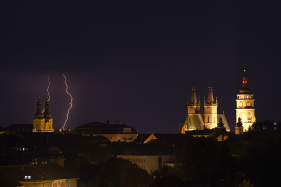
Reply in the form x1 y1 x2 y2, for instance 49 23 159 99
193 87 197 104
207 87 214 103
44 95 52 119
35 94 43 119
191 87 194 103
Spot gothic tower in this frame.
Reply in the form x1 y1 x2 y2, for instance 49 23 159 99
33 96 45 132
43 96 54 132
187 87 200 114
204 87 218 129
235 68 255 132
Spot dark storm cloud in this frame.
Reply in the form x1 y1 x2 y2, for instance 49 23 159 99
1 1 281 132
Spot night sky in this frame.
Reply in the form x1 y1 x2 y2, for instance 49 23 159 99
1 1 281 133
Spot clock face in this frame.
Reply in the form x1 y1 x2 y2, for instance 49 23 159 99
247 102 252 107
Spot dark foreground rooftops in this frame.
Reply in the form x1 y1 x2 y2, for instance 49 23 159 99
0 164 79 186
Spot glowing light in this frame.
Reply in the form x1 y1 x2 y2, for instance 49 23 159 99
42 74 51 113
62 73 73 130
242 81 247 84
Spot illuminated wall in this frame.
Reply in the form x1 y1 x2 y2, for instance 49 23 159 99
235 94 255 132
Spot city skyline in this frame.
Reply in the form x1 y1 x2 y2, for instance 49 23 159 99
1 1 281 133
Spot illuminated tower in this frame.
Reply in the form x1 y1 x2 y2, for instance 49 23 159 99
43 96 54 132
33 96 54 132
236 68 255 132
204 87 217 129
33 96 45 132
187 87 200 114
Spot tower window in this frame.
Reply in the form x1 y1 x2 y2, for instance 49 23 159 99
239 102 243 107
248 112 252 122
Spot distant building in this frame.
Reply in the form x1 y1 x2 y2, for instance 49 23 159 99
117 155 175 173
0 164 79 187
236 68 256 132
182 87 230 132
74 121 138 142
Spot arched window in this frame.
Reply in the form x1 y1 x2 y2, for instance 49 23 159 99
246 102 252 107
248 112 252 122
239 102 243 107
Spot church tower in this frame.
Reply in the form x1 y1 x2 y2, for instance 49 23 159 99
204 87 218 129
33 95 54 132
187 87 200 114
43 96 54 132
33 96 45 132
236 68 255 132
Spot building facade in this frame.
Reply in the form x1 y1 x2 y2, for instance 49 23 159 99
182 87 230 132
235 69 256 132
117 155 175 173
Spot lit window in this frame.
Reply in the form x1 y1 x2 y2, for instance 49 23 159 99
28 176 31 179
25 176 27 179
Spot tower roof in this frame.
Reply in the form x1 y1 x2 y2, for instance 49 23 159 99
44 96 52 119
207 87 214 103
35 95 44 119
239 67 251 93
190 87 197 104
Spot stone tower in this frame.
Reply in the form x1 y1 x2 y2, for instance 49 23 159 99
235 68 255 132
204 87 218 129
33 96 54 132
187 87 200 114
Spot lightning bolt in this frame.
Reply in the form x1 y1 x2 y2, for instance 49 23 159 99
62 73 73 130
42 74 51 113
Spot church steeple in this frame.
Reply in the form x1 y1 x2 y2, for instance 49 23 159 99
207 87 214 104
187 87 200 114
44 96 52 119
239 66 251 93
191 87 197 104
35 95 43 119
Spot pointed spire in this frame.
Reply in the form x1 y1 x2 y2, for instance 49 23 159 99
191 87 194 103
44 95 52 119
193 87 197 103
207 87 214 103
240 65 250 93
216 95 217 103
35 94 43 119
